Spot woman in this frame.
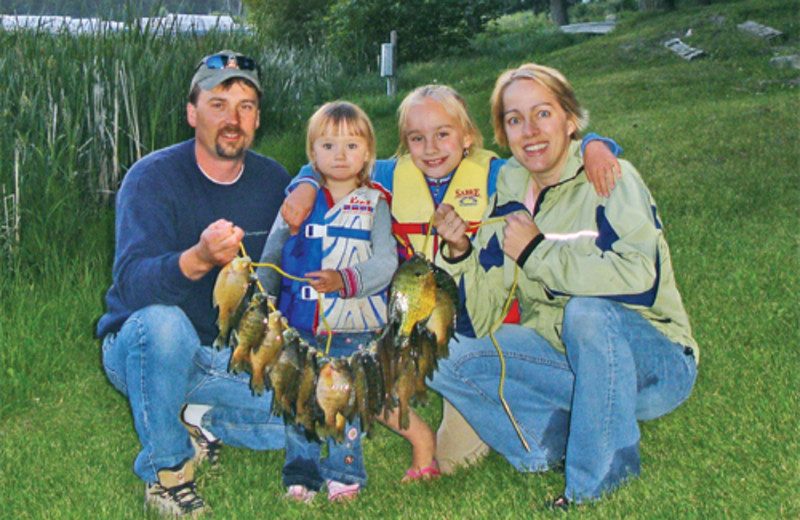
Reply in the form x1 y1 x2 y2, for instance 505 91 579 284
428 63 698 508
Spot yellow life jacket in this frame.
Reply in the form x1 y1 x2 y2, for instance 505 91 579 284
391 149 496 260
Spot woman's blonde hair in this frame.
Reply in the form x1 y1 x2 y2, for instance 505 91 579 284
307 101 376 187
490 63 588 148
395 84 483 157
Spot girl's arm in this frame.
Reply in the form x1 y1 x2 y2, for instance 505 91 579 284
255 214 291 297
281 183 317 234
581 133 623 198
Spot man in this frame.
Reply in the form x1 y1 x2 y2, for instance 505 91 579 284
97 50 290 517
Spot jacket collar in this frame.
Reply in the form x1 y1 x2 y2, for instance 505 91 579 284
496 140 585 205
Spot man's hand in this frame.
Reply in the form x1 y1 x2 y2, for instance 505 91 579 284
180 219 244 280
502 213 540 263
433 204 470 258
281 183 317 235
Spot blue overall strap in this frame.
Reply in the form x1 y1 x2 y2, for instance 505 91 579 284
305 223 371 241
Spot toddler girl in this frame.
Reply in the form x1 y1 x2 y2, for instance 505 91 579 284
258 101 397 502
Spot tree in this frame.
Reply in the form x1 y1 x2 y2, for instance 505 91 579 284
638 0 676 11
550 0 569 26
242 0 334 46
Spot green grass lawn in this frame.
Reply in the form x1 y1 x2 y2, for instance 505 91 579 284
2 1 799 518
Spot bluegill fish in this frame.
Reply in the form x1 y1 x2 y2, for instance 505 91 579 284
389 254 437 340
294 350 320 437
426 264 458 359
350 349 383 438
315 358 355 443
249 310 287 396
228 292 269 374
269 333 305 415
410 323 438 405
375 323 398 416
212 256 254 349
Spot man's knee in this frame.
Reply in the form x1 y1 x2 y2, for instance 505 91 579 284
128 305 197 358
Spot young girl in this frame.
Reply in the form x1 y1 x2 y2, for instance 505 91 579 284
280 85 624 479
257 101 397 503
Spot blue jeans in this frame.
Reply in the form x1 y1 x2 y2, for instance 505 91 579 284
283 419 367 490
428 297 697 503
101 305 285 483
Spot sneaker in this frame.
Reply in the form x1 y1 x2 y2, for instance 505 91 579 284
180 405 221 469
285 485 317 504
145 481 209 517
145 461 210 517
327 480 360 503
543 495 574 512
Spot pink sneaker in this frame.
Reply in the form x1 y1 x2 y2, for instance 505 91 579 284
327 480 360 503
285 485 316 504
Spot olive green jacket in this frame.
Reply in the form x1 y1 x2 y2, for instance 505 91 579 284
436 141 698 361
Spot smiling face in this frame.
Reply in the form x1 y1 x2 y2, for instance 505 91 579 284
187 80 260 166
502 78 577 184
311 130 370 187
404 97 473 179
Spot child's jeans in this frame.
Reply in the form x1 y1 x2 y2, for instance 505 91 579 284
282 420 367 490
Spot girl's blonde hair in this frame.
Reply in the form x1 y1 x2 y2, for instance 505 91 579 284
490 63 588 148
307 101 376 187
395 84 483 157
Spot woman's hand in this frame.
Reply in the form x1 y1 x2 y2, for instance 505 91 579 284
281 183 317 235
503 213 540 262
305 269 344 294
584 140 621 198
433 204 470 258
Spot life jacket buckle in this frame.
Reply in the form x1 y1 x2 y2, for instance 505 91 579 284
301 285 319 300
305 223 326 238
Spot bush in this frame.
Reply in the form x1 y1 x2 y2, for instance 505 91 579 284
242 0 334 47
323 0 505 71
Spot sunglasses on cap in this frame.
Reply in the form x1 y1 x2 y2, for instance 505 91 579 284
196 54 261 78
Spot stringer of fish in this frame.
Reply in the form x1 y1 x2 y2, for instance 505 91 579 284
212 253 456 442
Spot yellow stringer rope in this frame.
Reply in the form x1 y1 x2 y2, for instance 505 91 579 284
239 242 334 355
422 214 530 452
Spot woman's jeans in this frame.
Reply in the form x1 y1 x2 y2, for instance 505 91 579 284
428 297 697 503
102 305 285 484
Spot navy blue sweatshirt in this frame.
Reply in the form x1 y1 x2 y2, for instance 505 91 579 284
97 139 290 345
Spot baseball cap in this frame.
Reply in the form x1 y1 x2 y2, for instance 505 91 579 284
189 50 262 95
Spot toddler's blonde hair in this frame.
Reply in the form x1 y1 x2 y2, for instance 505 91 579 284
307 101 376 186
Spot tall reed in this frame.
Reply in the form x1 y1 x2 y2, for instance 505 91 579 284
0 19 352 275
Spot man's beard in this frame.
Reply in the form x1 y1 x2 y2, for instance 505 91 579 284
215 127 247 159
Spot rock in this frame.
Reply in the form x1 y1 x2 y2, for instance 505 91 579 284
737 21 783 40
664 38 706 61
769 55 800 70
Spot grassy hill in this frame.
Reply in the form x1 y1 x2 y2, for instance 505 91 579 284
1 0 798 518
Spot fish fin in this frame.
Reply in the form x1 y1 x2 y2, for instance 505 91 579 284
250 373 265 396
212 334 225 350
